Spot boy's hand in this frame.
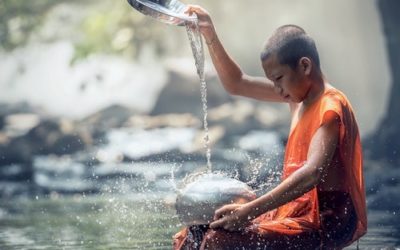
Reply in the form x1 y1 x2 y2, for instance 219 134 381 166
185 5 217 44
209 203 252 232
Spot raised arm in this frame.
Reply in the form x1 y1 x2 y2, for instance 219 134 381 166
210 111 340 231
186 5 285 103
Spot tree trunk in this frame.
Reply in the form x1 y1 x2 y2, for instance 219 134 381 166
369 0 400 163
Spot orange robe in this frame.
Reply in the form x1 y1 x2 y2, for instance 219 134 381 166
173 87 367 249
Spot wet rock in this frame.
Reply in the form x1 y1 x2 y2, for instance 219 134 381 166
125 113 200 129
0 132 8 144
207 101 288 141
0 116 4 130
364 160 398 195
0 117 91 169
254 103 290 131
207 101 258 144
0 102 44 137
0 136 33 165
0 163 33 181
26 119 90 155
0 102 44 117
81 104 138 131
151 60 231 116
367 185 400 211
364 160 400 211
51 133 88 155
25 119 60 152
2 113 41 137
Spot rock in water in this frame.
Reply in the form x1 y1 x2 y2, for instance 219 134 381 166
175 173 256 225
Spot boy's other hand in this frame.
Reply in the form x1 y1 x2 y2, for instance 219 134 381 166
209 203 252 232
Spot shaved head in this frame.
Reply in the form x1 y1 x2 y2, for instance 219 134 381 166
261 25 320 69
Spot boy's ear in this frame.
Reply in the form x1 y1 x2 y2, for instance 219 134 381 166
299 57 312 75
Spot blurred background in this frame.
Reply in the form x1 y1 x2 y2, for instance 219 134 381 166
0 0 399 249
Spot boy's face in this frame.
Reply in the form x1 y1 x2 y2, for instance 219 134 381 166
262 54 311 103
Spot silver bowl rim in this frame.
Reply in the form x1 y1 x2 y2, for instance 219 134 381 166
128 0 197 25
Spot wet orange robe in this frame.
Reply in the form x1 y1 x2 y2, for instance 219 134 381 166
173 87 367 249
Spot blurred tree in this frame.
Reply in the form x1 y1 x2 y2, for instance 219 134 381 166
0 0 173 62
0 0 71 50
72 1 169 62
369 0 400 164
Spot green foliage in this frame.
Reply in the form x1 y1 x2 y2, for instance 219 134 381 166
71 1 169 62
0 0 171 62
0 0 70 50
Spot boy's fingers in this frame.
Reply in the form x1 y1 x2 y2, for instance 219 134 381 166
209 218 225 229
185 5 206 16
214 205 231 220
184 5 197 15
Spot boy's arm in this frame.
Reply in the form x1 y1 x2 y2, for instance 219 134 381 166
210 111 340 231
186 6 285 103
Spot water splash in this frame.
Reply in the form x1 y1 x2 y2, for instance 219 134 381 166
185 21 212 172
169 163 182 194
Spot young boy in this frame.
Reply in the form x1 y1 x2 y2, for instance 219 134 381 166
174 5 367 249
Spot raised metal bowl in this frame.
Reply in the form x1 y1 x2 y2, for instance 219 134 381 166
127 0 197 26
175 173 256 226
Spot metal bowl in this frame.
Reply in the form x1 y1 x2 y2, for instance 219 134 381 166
127 0 197 26
175 173 256 226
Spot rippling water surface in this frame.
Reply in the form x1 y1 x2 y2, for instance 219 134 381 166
0 195 180 249
0 195 399 249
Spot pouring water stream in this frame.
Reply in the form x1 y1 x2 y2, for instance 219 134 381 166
185 21 212 172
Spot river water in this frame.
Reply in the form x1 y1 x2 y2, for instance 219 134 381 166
0 7 398 250
0 195 398 249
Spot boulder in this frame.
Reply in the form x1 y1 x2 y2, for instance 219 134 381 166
0 102 44 116
80 104 139 131
2 113 40 136
0 163 33 181
0 116 4 130
125 113 200 129
207 100 289 142
364 160 400 211
0 102 45 134
151 58 231 116
0 136 33 166
25 119 90 155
